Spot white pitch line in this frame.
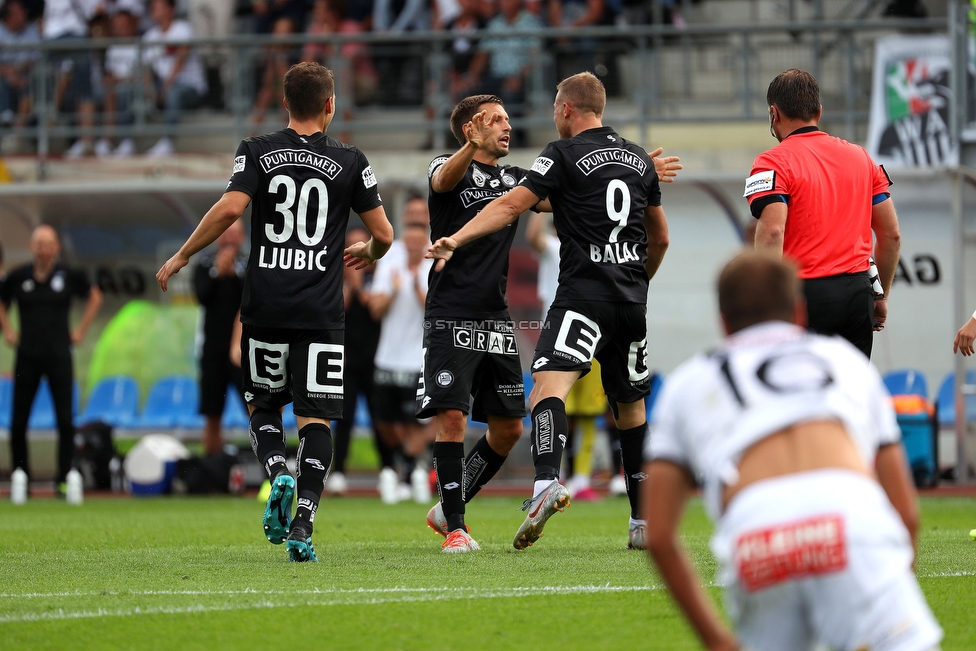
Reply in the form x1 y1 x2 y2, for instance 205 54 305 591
1 571 972 624
0 585 660 623
1 585 655 600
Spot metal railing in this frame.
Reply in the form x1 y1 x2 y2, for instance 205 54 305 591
0 17 946 158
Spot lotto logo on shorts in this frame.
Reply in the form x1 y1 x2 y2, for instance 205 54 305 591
735 514 847 592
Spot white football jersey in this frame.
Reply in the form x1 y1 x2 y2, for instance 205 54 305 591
647 321 900 520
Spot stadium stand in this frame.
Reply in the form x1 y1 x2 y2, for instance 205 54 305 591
77 375 140 427
936 370 976 429
0 377 11 429
27 380 56 430
221 387 249 430
884 368 929 400
134 375 201 429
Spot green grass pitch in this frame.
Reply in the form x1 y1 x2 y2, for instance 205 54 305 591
1 495 974 650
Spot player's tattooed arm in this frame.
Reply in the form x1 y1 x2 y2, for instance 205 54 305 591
157 191 250 292
649 147 682 183
431 109 496 193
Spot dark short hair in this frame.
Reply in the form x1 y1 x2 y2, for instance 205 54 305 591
283 62 335 122
449 94 504 146
718 251 801 334
766 69 820 121
556 72 606 117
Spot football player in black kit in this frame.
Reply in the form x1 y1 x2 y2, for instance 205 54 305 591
428 72 671 551
419 94 547 554
157 62 394 562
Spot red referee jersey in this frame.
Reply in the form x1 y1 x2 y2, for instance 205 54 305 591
745 129 891 280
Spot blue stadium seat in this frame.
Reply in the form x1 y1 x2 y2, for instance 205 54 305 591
222 386 250 430
883 369 928 399
28 380 56 429
354 395 372 429
78 375 140 427
282 402 296 430
936 371 976 429
0 376 12 429
135 375 202 429
646 373 665 421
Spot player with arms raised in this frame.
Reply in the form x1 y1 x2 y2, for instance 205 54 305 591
419 94 544 553
157 62 394 562
428 72 671 550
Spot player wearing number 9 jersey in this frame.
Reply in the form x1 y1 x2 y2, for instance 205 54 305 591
157 62 394 562
427 72 670 550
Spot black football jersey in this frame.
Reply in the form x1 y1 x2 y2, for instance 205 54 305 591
520 126 661 304
226 128 383 329
426 156 526 318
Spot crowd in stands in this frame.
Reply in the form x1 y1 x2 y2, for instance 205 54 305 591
0 0 687 156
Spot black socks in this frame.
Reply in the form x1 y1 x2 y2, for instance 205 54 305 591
249 408 287 480
433 441 465 531
531 397 568 482
463 434 507 500
619 423 648 520
293 422 333 534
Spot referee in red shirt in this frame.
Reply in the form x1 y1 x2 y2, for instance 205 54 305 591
746 69 901 358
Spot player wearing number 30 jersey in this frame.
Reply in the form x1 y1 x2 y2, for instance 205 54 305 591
427 72 671 550
157 62 394 563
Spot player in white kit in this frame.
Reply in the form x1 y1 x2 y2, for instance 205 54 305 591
643 252 942 651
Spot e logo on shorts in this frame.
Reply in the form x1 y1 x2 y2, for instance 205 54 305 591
554 311 602 363
628 338 649 383
249 340 290 389
307 343 344 393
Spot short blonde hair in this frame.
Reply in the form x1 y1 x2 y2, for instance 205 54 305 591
556 72 606 118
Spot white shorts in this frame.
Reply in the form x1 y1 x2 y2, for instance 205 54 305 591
712 469 942 651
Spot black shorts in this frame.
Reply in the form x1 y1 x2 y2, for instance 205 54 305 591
373 368 422 424
241 324 344 420
532 300 650 406
803 272 874 358
416 317 526 422
199 355 244 417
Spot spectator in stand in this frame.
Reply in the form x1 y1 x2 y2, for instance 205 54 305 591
0 0 39 155
479 0 541 147
251 0 307 33
42 0 100 158
431 0 460 29
548 0 604 81
96 0 143 157
250 16 299 131
302 0 378 108
344 0 372 29
444 0 487 101
372 0 428 104
142 0 208 156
